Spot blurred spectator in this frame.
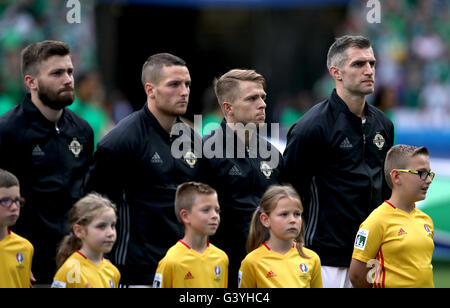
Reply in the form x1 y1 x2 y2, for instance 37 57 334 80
110 89 134 124
344 0 449 127
373 86 397 118
419 80 450 127
0 83 16 116
69 71 113 147
199 86 222 136
279 91 313 132
373 85 399 144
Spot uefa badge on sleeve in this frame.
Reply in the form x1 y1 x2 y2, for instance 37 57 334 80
68 138 83 158
354 229 369 250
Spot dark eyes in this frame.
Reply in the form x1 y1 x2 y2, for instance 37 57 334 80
51 69 73 76
353 61 376 67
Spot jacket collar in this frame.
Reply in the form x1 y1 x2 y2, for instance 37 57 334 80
218 118 268 157
330 88 370 121
143 102 184 139
22 94 67 129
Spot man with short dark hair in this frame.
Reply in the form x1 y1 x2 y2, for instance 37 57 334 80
86 53 201 286
0 40 94 284
281 35 394 288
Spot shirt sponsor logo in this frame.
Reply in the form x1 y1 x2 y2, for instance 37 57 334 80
68 138 83 157
340 137 353 149
229 165 242 176
184 271 194 280
151 152 163 164
266 270 277 278
373 133 385 150
398 228 408 236
354 229 369 250
32 145 45 156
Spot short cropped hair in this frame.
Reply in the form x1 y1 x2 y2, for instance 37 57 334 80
214 69 266 111
0 169 20 189
141 53 187 87
326 35 371 69
21 40 71 77
384 144 430 188
174 182 217 224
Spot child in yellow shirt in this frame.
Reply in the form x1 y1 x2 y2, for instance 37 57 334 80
52 193 120 288
153 182 228 288
239 185 322 288
0 169 33 288
350 145 435 288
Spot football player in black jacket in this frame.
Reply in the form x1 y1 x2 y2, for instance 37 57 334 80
282 35 394 288
0 41 94 284
202 69 282 285
86 53 201 285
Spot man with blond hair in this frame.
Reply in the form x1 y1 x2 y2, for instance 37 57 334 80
201 69 282 285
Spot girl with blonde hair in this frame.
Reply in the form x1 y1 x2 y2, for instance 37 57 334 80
239 185 322 288
52 193 120 288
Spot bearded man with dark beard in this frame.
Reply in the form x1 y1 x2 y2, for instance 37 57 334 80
0 40 94 286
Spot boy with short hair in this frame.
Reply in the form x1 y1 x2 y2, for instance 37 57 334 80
0 169 34 288
349 145 435 288
153 182 228 288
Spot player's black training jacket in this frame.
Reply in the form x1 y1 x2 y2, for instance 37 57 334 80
0 94 94 282
201 119 282 281
86 103 201 285
281 89 394 268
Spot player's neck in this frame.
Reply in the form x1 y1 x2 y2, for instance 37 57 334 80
265 237 294 255
79 247 103 265
226 121 256 147
336 87 366 119
181 231 208 254
388 193 415 214
0 226 8 242
147 101 177 133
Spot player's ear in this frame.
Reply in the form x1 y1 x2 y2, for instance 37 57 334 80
259 212 270 229
329 66 342 81
222 101 233 118
24 75 37 91
390 169 401 186
145 82 156 100
179 209 190 224
73 224 85 239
